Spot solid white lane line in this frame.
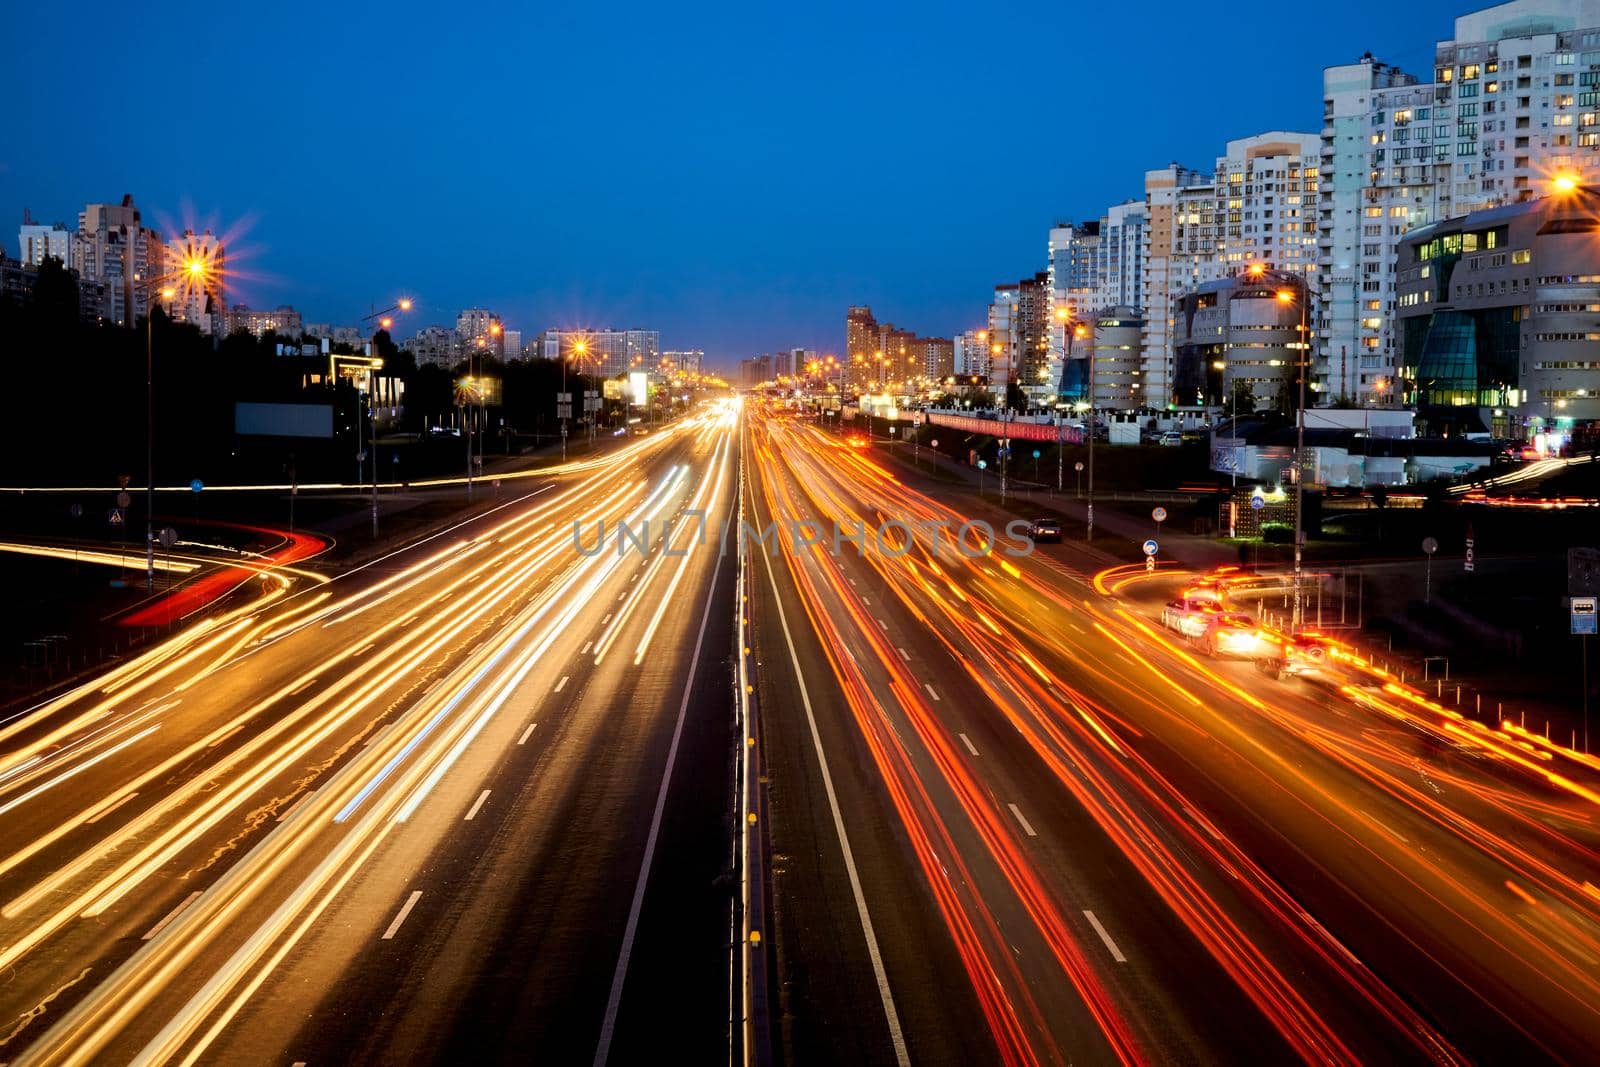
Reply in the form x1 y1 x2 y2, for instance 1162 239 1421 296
518 723 537 746
382 890 423 940
594 530 725 1066
1083 910 1128 962
924 683 941 702
896 647 910 662
276 790 315 823
958 733 979 756
758 519 910 1067
143 891 201 941
86 791 138 824
465 789 491 821
554 675 569 693
1008 803 1037 837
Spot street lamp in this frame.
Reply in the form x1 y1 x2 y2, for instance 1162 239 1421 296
133 256 217 593
359 296 413 535
1276 282 1311 629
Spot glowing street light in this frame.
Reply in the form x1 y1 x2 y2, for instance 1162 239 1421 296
1553 172 1580 194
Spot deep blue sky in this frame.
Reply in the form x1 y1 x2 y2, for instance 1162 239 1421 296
4 0 1468 369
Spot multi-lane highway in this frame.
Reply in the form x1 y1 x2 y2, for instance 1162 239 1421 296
745 404 1600 1065
7 397 1600 1065
0 405 740 1065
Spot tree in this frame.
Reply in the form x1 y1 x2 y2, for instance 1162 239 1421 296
1230 380 1256 418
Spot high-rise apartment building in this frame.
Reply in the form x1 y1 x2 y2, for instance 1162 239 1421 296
954 329 990 379
662 349 705 377
501 329 523 360
1209 133 1322 281
1319 54 1438 405
912 336 955 379
1141 164 1214 407
456 309 503 357
1047 222 1102 367
987 285 1020 397
404 326 459 368
72 195 164 326
18 215 71 266
1321 2 1600 406
624 329 660 374
1095 201 1148 312
225 304 302 339
845 305 879 389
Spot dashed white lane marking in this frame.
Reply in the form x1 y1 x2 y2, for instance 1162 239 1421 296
353 642 375 657
518 723 537 746
581 640 593 655
1068 622 1087 634
554 675 570 693
1084 910 1128 962
143 891 201 940
601 613 613 626
924 683 941 702
465 789 491 821
289 677 317 696
382 890 423 940
1008 803 1037 837
958 733 979 756
618 592 627 601
896 647 910 662
87 791 139 824
876 618 888 631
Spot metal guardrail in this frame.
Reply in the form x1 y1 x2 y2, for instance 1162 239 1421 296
734 441 773 1067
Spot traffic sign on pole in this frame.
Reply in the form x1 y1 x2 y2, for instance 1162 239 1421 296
1573 596 1598 636
108 508 125 526
1142 539 1159 556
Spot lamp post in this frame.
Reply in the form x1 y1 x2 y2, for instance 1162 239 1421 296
359 297 411 534
134 256 214 593
1276 280 1311 629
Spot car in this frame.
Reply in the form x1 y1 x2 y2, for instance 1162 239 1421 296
1157 431 1183 447
1027 519 1062 543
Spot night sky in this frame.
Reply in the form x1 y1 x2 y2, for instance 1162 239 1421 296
4 0 1468 368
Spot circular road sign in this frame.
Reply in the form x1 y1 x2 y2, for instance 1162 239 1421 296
978 460 987 470
69 503 83 519
1074 461 1084 472
1250 495 1265 510
1422 536 1439 555
1142 539 1159 557
190 479 204 493
1032 449 1041 459
115 491 131 509
1151 506 1168 523
931 439 939 448
159 526 177 548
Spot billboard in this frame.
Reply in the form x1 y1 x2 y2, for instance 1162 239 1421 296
628 371 648 406
234 402 335 438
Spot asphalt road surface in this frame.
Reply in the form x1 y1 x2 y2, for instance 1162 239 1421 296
0 406 740 1065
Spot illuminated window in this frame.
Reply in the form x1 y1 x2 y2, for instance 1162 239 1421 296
1512 249 1531 264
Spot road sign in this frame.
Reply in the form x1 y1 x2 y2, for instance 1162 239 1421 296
1074 461 1084 472
1422 537 1439 555
1145 556 1155 572
159 526 177 548
1151 506 1168 523
1142 539 1159 556
116 491 131 508
557 404 573 419
1032 449 1041 459
190 478 204 493
931 439 939 448
557 392 572 403
978 460 987 470
118 474 131 489
1574 597 1598 635
69 503 83 519
1250 494 1264 510
108 508 124 526
1464 525 1475 574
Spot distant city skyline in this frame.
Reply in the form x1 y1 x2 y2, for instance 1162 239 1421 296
2 1 1470 368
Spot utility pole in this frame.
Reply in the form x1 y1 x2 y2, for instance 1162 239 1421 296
1291 282 1308 630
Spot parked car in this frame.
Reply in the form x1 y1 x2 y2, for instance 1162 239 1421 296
1158 431 1183 447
